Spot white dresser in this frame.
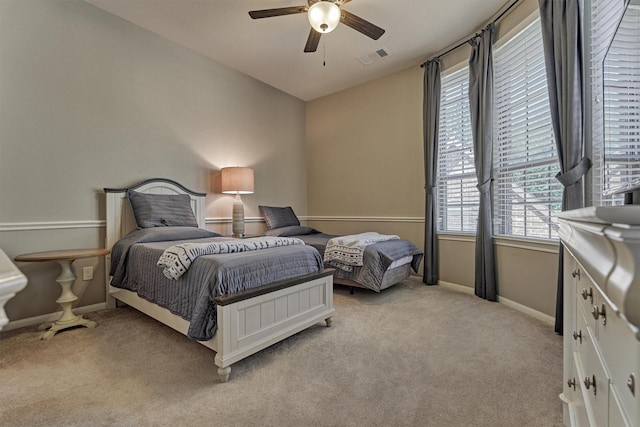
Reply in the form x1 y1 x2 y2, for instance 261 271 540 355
558 207 640 427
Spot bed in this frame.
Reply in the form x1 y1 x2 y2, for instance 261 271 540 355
103 178 335 383
259 206 424 292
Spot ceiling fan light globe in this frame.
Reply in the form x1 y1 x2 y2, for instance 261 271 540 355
308 1 341 33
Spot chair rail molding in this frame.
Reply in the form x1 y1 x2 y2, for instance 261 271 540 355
304 216 424 223
0 220 105 232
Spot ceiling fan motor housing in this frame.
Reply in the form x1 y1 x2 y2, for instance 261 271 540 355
308 1 341 33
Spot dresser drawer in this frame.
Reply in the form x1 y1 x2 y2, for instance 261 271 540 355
575 317 608 427
598 298 639 424
575 269 599 334
569 352 590 427
610 384 633 427
576 303 595 355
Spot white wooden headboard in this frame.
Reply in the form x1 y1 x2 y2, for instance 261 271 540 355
103 178 206 307
103 178 206 250
104 178 206 249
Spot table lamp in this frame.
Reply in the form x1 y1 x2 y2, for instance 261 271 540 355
221 167 254 237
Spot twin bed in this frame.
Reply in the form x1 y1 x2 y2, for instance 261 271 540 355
104 178 422 382
104 178 335 383
259 206 423 292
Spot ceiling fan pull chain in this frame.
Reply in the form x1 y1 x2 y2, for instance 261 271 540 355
323 38 326 67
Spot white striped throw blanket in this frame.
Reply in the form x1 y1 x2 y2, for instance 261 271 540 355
157 236 305 280
324 232 400 272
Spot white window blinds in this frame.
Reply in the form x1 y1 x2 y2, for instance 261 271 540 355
493 19 561 239
602 3 640 197
437 67 478 233
591 0 627 206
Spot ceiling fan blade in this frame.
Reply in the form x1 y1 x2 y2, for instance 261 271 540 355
340 9 385 40
249 6 307 19
304 29 321 53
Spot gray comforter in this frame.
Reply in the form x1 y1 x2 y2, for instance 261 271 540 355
109 227 324 340
266 227 423 292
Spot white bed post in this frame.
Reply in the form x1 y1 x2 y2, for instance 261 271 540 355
104 190 124 309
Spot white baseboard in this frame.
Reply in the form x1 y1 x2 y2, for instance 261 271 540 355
498 295 555 326
4 303 107 332
437 280 555 326
438 280 474 295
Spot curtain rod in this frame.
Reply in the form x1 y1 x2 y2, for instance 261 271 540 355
420 0 523 67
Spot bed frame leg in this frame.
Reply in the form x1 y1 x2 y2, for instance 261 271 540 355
325 317 333 327
217 366 231 383
349 286 355 295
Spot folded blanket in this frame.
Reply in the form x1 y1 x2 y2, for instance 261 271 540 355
157 236 304 280
324 232 400 272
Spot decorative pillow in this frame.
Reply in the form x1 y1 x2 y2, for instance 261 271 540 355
127 189 198 229
259 205 300 230
265 226 319 237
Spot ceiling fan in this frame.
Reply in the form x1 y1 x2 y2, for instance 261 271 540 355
248 0 385 53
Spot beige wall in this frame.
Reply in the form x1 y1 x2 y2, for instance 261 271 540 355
1 0 307 322
495 243 558 316
438 235 559 317
306 65 424 244
306 0 560 319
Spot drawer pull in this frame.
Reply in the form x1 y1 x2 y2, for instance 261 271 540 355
584 375 597 395
628 374 636 396
572 269 581 280
572 330 582 343
581 287 593 303
567 377 576 391
591 304 607 325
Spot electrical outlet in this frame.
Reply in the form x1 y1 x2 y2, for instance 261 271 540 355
82 266 93 281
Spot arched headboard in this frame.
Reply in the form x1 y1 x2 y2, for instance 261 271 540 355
103 178 207 307
103 178 206 251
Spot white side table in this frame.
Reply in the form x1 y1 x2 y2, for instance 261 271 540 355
14 248 110 340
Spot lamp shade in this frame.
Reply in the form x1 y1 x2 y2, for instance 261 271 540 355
221 167 254 194
308 1 341 33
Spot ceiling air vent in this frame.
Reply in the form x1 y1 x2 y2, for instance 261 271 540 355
356 48 391 66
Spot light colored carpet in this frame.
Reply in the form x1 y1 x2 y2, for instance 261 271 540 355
0 279 563 426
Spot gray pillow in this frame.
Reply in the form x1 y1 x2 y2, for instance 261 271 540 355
127 189 198 229
259 205 300 230
265 226 319 237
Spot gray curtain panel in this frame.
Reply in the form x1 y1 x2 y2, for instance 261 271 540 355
539 0 591 334
469 24 497 302
423 59 441 285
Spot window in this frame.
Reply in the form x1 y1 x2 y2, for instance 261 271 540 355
437 67 478 232
590 0 626 206
603 4 640 197
436 16 561 240
493 19 561 239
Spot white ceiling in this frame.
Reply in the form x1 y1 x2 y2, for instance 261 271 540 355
83 0 509 101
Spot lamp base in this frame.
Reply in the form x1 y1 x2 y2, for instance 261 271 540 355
231 194 245 238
